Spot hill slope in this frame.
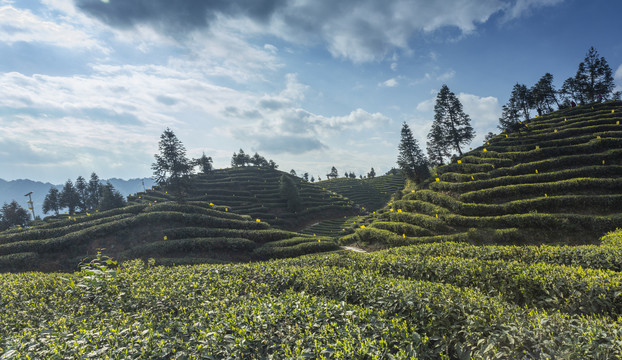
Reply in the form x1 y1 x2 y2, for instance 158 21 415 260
345 101 622 247
317 173 405 212
130 167 359 231
0 200 339 272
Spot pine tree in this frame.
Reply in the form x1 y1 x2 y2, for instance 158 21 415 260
531 73 559 113
42 187 61 215
426 120 451 166
498 96 522 132
86 172 101 210
98 182 126 211
152 128 192 187
59 180 80 215
327 167 338 179
194 153 213 174
429 85 475 157
398 122 430 183
367 168 376 178
75 176 88 212
563 47 620 103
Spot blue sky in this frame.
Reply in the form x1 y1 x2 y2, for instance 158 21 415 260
1 0 621 183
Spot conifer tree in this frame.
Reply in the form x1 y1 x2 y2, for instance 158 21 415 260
428 84 475 157
367 168 376 178
498 96 522 132
59 180 80 214
531 73 559 113
75 176 88 212
279 174 301 212
194 153 213 174
42 187 61 215
398 122 430 183
563 47 619 103
426 121 451 166
152 128 192 187
86 172 101 210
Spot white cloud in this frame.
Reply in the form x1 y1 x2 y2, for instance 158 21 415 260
616 64 622 79
379 78 399 87
503 0 565 20
0 4 106 52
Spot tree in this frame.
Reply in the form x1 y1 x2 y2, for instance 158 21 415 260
426 120 451 166
152 128 192 187
498 96 522 132
0 201 30 230
249 152 268 167
343 171 349 178
59 180 80 214
367 168 376 178
510 83 532 122
231 149 251 167
349 172 356 179
398 122 430 183
98 182 126 211
327 167 338 179
531 73 559 113
75 176 88 212
429 84 475 157
279 175 301 212
42 187 61 215
194 153 213 174
563 47 619 104
303 172 309 181
86 172 101 210
268 160 278 170
484 132 496 142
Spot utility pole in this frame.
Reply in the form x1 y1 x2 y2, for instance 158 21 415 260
24 192 36 220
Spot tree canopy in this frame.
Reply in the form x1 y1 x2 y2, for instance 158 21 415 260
428 84 475 157
0 201 30 230
398 122 430 183
152 128 192 187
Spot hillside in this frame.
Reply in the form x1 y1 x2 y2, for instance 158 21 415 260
129 167 359 231
317 173 405 211
344 100 622 248
0 200 339 272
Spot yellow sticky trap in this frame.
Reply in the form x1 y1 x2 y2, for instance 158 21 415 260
545 194 548 197
487 142 490 145
154 200 157 203
435 214 439 218
483 148 487 152
535 169 538 174
612 110 615 114
318 239 320 243
564 118 567 121
435 178 440 182
225 208 228 212
403 234 406 238
164 236 167 240
411 190 415 193
209 203 214 206
554 129 558 133
457 160 462 164
256 219 261 222
492 165 495 169
597 136 601 139
617 121 620 125
397 209 402 213
471 176 474 180
535 146 540 150
390 208 394 212
505 134 508 138
313 233 316 236
525 124 528 127
360 225 366 229
603 160 606 165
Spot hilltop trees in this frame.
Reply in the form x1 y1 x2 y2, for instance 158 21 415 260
562 47 619 104
0 201 30 230
59 180 80 215
367 168 376 178
86 173 101 210
531 73 559 113
98 182 126 211
398 122 430 183
327 167 338 179
427 84 475 159
194 153 213 174
152 128 192 187
42 188 61 216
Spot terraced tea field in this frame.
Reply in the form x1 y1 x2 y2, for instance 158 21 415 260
347 101 622 248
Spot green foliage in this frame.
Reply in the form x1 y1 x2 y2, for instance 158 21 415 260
398 122 430 183
0 201 30 231
601 228 622 247
152 128 192 187
430 84 475 156
279 174 302 212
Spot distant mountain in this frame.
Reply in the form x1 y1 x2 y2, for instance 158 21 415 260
0 177 156 218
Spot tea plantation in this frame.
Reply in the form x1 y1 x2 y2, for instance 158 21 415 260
2 102 622 358
345 100 622 248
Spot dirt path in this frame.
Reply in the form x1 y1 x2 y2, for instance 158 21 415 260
341 245 367 253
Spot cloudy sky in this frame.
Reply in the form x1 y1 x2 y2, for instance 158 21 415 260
1 0 621 183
